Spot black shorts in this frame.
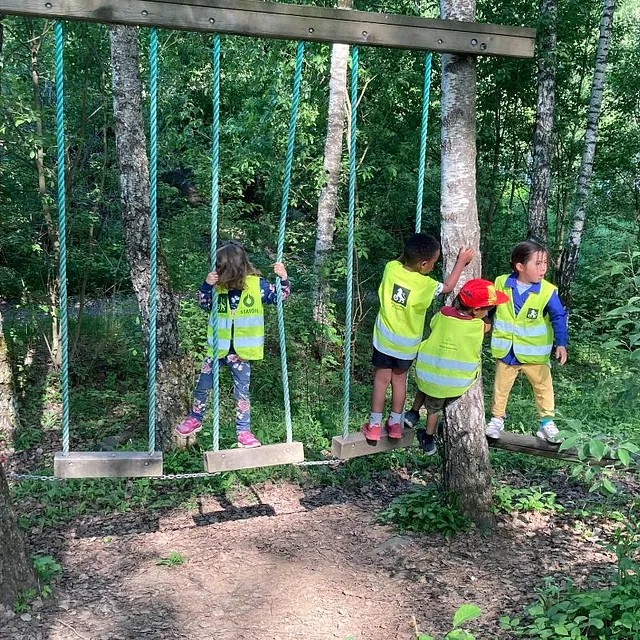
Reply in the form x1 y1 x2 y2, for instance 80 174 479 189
371 347 413 372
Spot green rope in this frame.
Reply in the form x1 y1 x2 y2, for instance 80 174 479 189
276 41 304 443
54 20 70 456
148 28 158 454
342 46 358 440
415 52 432 234
211 34 221 451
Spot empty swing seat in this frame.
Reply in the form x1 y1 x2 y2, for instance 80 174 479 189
54 451 163 479
203 441 304 473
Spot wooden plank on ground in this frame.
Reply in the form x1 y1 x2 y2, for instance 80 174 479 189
487 432 618 467
203 441 304 472
332 428 415 460
1 0 535 58
54 451 163 478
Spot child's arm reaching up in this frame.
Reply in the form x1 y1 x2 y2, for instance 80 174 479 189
441 247 475 294
261 262 291 305
198 271 219 311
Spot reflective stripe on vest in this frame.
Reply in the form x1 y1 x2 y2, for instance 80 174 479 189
373 260 438 360
415 312 484 399
207 275 264 360
491 275 554 364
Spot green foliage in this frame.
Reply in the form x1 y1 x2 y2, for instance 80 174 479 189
377 487 471 539
32 555 62 584
155 551 188 567
13 555 62 613
415 604 482 640
552 418 639 495
493 485 563 514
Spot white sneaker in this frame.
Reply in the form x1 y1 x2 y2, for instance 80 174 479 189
485 416 505 440
536 420 562 444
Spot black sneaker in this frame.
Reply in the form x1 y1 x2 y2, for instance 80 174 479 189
403 410 420 429
417 429 437 456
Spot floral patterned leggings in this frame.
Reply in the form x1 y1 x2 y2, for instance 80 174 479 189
189 355 251 433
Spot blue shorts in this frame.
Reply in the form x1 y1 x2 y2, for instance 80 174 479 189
371 347 413 372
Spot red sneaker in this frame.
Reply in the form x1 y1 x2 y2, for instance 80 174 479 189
237 431 261 448
176 416 202 437
361 422 382 442
385 419 403 439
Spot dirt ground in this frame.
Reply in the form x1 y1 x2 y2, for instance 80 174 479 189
1 471 617 640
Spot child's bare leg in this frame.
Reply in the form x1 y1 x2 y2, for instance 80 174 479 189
411 391 426 413
389 368 408 414
425 412 439 436
371 367 392 414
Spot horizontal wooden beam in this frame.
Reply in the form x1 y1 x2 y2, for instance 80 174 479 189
487 432 619 467
332 428 415 460
54 451 163 478
203 441 304 472
0 0 535 58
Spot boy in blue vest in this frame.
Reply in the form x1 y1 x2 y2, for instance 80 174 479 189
405 279 509 455
362 233 474 443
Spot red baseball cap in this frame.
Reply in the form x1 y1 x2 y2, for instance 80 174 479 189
459 279 509 308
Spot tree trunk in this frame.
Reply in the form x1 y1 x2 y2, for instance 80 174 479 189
0 359 35 606
0 311 18 455
439 0 495 529
558 0 616 304
528 0 558 245
109 25 190 450
312 0 352 328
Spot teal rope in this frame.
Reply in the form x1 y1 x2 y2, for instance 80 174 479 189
342 46 358 440
276 41 304 443
148 28 158 454
211 34 221 451
54 20 70 456
415 52 432 234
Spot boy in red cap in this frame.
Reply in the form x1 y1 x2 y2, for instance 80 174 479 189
404 279 509 455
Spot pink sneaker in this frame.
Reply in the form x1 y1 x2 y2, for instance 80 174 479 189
237 431 261 448
385 419 403 439
361 422 382 442
176 416 202 437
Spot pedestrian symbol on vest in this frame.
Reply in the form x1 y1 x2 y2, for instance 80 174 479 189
218 296 228 314
392 284 409 307
527 308 538 320
243 293 255 308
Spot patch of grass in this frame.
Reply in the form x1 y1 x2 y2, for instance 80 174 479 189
377 486 471 539
155 551 188 567
493 484 564 515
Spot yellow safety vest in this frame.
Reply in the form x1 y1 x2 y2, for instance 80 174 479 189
207 275 264 360
415 312 485 399
373 260 438 361
491 275 555 365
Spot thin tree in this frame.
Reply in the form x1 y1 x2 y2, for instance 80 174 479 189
558 0 616 304
439 0 495 528
109 25 190 448
312 0 352 328
528 0 558 245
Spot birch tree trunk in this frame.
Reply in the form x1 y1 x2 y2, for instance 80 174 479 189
558 0 616 304
110 25 190 449
0 311 18 455
312 0 352 327
528 0 558 245
440 0 494 529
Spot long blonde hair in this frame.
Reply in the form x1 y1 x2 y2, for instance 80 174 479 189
215 242 260 290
